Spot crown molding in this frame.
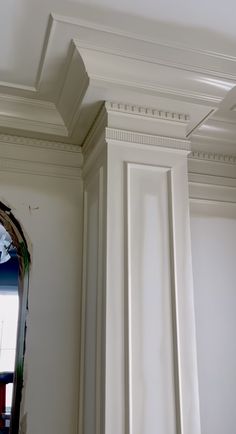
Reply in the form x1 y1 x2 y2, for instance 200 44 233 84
0 134 82 179
83 102 191 172
0 157 81 180
0 13 235 148
188 148 236 203
0 93 67 136
19 13 232 143
188 181 236 204
0 133 81 152
51 14 236 81
189 151 236 164
105 101 192 140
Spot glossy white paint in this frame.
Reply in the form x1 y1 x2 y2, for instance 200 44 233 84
127 164 176 434
0 4 236 147
81 104 201 434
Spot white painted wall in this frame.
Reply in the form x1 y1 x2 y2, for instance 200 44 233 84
190 201 236 434
0 170 83 434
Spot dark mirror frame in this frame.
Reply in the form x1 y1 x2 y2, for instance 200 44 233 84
0 202 30 434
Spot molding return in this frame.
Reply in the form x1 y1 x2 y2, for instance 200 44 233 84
0 134 82 179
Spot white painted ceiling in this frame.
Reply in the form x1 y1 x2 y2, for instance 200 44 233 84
0 0 236 150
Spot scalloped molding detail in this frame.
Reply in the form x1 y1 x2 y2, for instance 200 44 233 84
106 128 191 151
189 151 236 164
106 102 190 122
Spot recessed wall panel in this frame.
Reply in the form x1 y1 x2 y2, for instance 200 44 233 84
127 163 177 434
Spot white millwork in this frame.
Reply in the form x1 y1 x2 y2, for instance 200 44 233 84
80 102 201 434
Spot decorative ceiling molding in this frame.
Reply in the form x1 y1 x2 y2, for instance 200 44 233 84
0 133 81 152
0 93 67 136
189 151 236 164
106 128 191 151
83 102 191 170
188 182 236 204
104 101 192 140
0 157 81 180
0 134 83 179
106 102 190 122
0 12 235 150
188 147 236 203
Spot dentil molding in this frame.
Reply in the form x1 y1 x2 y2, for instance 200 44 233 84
189 151 236 164
83 101 191 157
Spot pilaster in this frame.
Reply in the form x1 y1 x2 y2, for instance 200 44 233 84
80 101 201 434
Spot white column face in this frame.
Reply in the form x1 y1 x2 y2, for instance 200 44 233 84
105 142 200 434
82 131 200 434
127 164 177 434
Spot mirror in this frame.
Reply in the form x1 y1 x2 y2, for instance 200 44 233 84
0 203 30 434
0 224 19 433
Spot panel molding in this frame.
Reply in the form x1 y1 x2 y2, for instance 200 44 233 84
125 162 181 434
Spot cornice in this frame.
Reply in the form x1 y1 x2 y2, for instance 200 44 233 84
188 148 236 203
52 14 236 80
0 134 82 179
83 102 191 160
0 93 67 137
0 13 235 148
0 157 82 180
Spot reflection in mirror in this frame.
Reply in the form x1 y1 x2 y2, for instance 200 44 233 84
0 224 19 434
0 202 30 434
